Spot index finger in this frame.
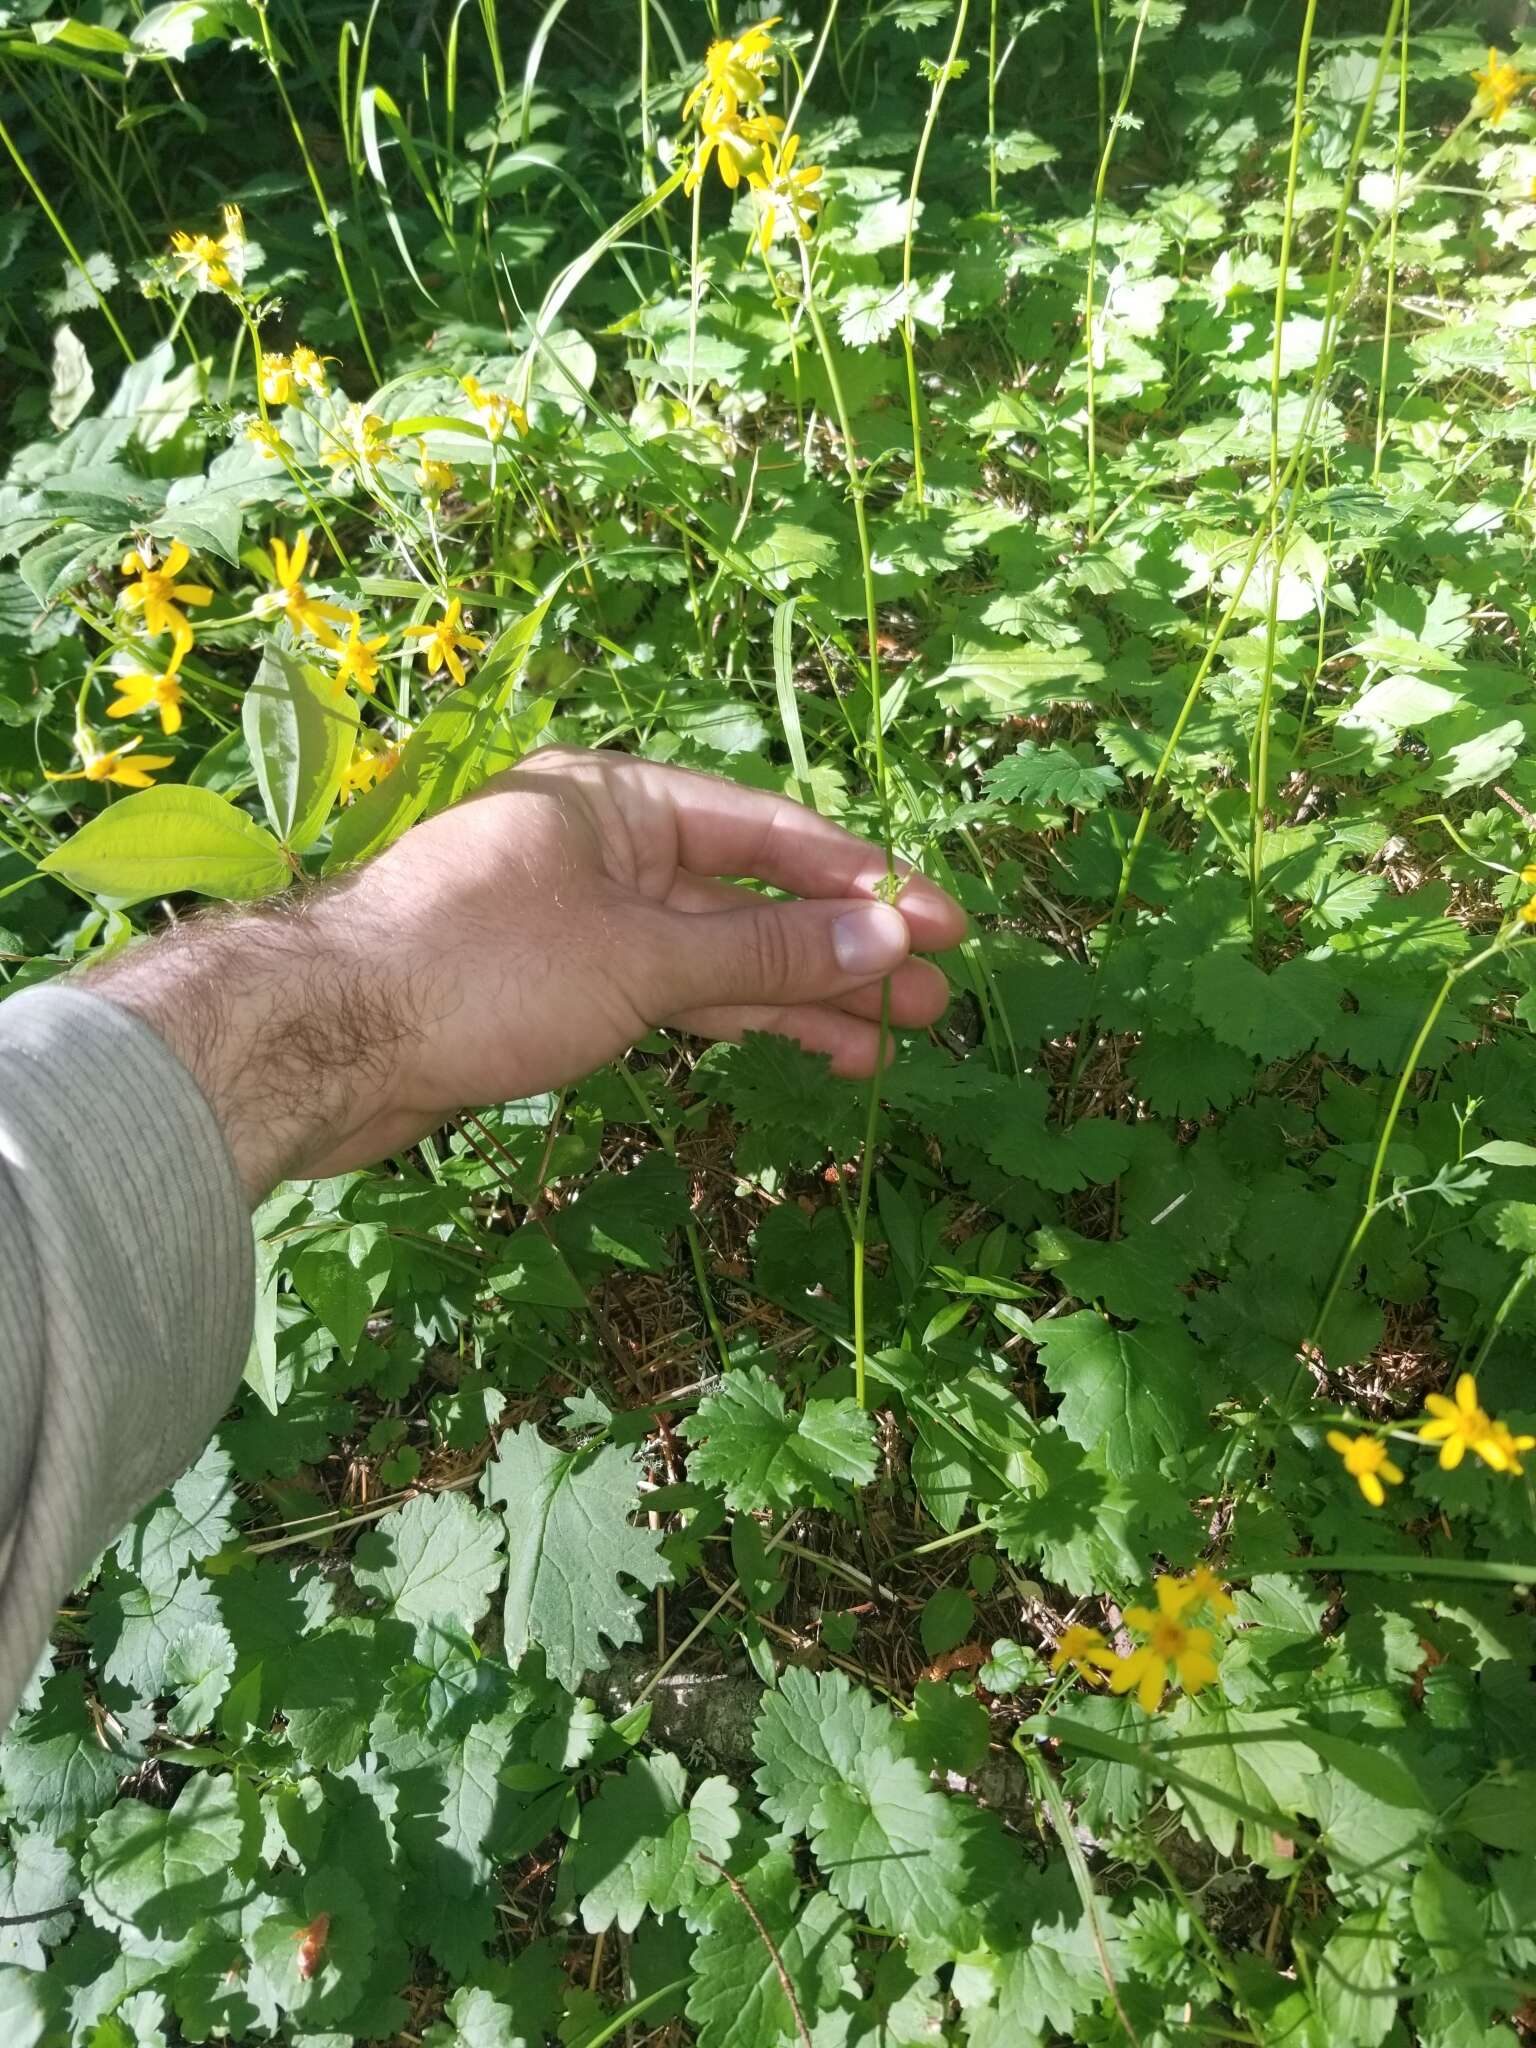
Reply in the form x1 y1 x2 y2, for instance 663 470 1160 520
648 757 968 951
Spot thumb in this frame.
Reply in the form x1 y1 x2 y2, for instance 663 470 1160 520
648 897 912 1015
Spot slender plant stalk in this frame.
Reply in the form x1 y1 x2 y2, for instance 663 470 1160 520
986 0 999 209
252 1 381 381
1372 0 1411 482
1245 0 1320 934
0 111 135 362
801 276 893 1414
900 0 969 507
1303 931 1511 1369
1083 0 1153 542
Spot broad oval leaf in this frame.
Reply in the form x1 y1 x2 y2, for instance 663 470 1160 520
38 784 289 905
242 641 357 851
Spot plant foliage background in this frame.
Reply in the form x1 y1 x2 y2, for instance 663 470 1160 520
3 2 1536 2044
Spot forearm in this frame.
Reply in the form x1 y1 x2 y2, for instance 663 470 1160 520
0 985 254 1734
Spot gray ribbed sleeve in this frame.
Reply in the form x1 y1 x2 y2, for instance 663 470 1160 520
0 984 254 1735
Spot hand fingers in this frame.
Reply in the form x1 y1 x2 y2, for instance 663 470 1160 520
663 873 950 1025
588 749 968 949
666 1001 890 1078
639 894 913 1016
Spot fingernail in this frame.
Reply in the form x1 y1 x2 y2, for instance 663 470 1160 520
833 902 909 976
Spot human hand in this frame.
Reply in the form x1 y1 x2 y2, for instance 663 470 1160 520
90 746 966 1201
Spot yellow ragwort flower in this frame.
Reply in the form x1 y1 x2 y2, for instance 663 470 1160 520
459 375 528 442
685 109 784 195
1520 899 1536 926
1473 47 1534 126
747 130 823 251
416 450 458 498
169 203 246 292
402 598 485 687
1168 1566 1237 1620
1326 1429 1404 1507
260 351 295 406
1106 1577 1221 1714
245 418 294 464
119 540 212 653
328 616 387 697
46 736 175 790
1518 863 1536 885
254 532 351 649
1418 1372 1498 1472
684 16 780 132
1049 1623 1116 1688
107 643 188 736
323 403 392 480
1481 1418 1536 1476
339 731 401 803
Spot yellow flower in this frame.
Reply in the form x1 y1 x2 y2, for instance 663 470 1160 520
1418 1372 1497 1472
402 597 485 687
416 450 458 498
119 540 212 652
47 736 175 789
254 532 351 649
1106 1578 1221 1714
1473 47 1534 126
1326 1429 1404 1507
684 16 780 132
107 643 188 736
1049 1623 1115 1688
328 616 387 696
1520 899 1536 926
290 345 330 396
169 203 246 292
685 109 784 195
323 403 392 479
1167 1566 1236 1620
747 130 823 251
1518 863 1536 885
1480 1418 1536 1476
340 731 401 803
245 418 293 463
260 351 294 405
459 375 528 442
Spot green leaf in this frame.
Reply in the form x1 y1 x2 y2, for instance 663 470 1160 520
686 1848 855 2048
1161 1698 1321 1857
290 1223 394 1356
242 641 358 851
483 1424 670 1689
1035 1311 1206 1473
38 784 290 906
983 741 1120 810
1314 1899 1401 2048
352 1491 504 1632
82 1771 258 1940
753 1666 1017 1949
568 1753 738 1933
681 1366 876 1513
246 1864 375 2023
0 1831 75 1970
918 1587 975 1662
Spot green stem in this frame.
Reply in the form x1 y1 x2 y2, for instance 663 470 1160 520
801 274 892 1414
252 1 381 382
899 0 968 508
1372 0 1411 483
986 0 999 210
1467 1258 1534 1378
1083 0 1153 542
1246 0 1320 936
0 109 135 362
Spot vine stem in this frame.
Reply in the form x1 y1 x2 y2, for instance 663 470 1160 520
1083 0 1153 543
899 0 968 508
800 265 892 1414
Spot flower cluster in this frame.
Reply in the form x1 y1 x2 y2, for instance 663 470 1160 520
50 525 483 792
1473 48 1534 128
681 16 822 252
1328 1370 1534 1507
169 204 247 293
1049 1567 1233 1715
